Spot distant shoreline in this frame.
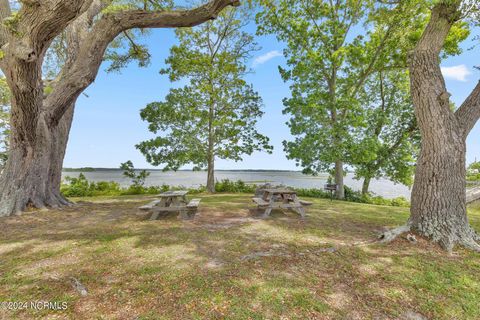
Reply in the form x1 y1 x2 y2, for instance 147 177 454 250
62 168 303 173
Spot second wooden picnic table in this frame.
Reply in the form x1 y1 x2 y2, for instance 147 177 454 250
252 188 312 218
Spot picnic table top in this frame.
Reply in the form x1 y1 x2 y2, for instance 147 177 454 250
157 190 189 197
262 188 297 194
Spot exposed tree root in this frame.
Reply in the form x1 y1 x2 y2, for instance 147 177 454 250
459 228 480 252
1 191 74 217
377 223 480 253
378 224 411 243
461 238 480 252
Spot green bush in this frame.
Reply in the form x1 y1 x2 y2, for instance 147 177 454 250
293 185 409 207
215 179 256 193
294 188 331 199
61 174 121 197
344 186 365 203
467 173 480 182
61 175 410 207
390 197 410 207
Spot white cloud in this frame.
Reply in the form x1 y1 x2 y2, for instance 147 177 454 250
441 64 472 82
252 50 283 67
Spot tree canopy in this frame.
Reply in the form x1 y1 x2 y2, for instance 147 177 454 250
256 0 469 197
138 7 272 192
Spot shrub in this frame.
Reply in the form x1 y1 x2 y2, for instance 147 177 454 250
344 186 365 203
294 188 330 199
61 173 121 197
120 160 150 188
294 185 410 207
61 175 410 207
215 179 256 193
390 197 410 207
121 185 168 195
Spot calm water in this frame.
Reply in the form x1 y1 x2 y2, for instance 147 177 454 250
62 170 411 199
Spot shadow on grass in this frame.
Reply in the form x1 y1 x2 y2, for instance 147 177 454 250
0 195 479 319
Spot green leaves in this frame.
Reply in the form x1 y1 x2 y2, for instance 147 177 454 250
120 161 150 188
138 8 272 172
351 70 419 187
104 30 152 73
257 0 428 188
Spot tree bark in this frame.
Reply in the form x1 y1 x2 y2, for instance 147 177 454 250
206 96 216 193
334 160 345 199
405 1 480 251
0 105 73 216
206 153 215 193
47 105 75 205
362 176 371 195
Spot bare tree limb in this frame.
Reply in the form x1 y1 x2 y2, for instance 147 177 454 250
455 81 480 136
44 0 240 123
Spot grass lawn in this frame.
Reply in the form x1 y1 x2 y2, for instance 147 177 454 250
0 194 479 320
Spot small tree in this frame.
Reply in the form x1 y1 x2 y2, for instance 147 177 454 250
120 161 150 190
352 70 420 195
138 8 272 193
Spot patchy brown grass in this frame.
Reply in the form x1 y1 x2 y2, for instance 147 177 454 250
0 194 479 320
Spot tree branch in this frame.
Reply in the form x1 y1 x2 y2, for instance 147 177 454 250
2 0 95 62
112 0 240 29
455 81 480 136
0 0 11 48
413 1 461 56
45 0 240 124
409 1 462 122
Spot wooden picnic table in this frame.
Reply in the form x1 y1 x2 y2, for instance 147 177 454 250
139 191 201 220
252 188 312 218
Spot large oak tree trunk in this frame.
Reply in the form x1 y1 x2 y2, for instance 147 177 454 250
380 2 480 251
408 49 478 251
0 107 73 216
409 137 473 250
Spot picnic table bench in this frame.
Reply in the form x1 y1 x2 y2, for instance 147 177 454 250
252 188 312 218
139 191 201 220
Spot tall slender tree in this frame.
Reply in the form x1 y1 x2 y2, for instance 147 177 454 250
0 0 239 216
352 70 419 195
381 1 480 251
138 8 272 193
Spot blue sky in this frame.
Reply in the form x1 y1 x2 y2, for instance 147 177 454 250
64 22 480 170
